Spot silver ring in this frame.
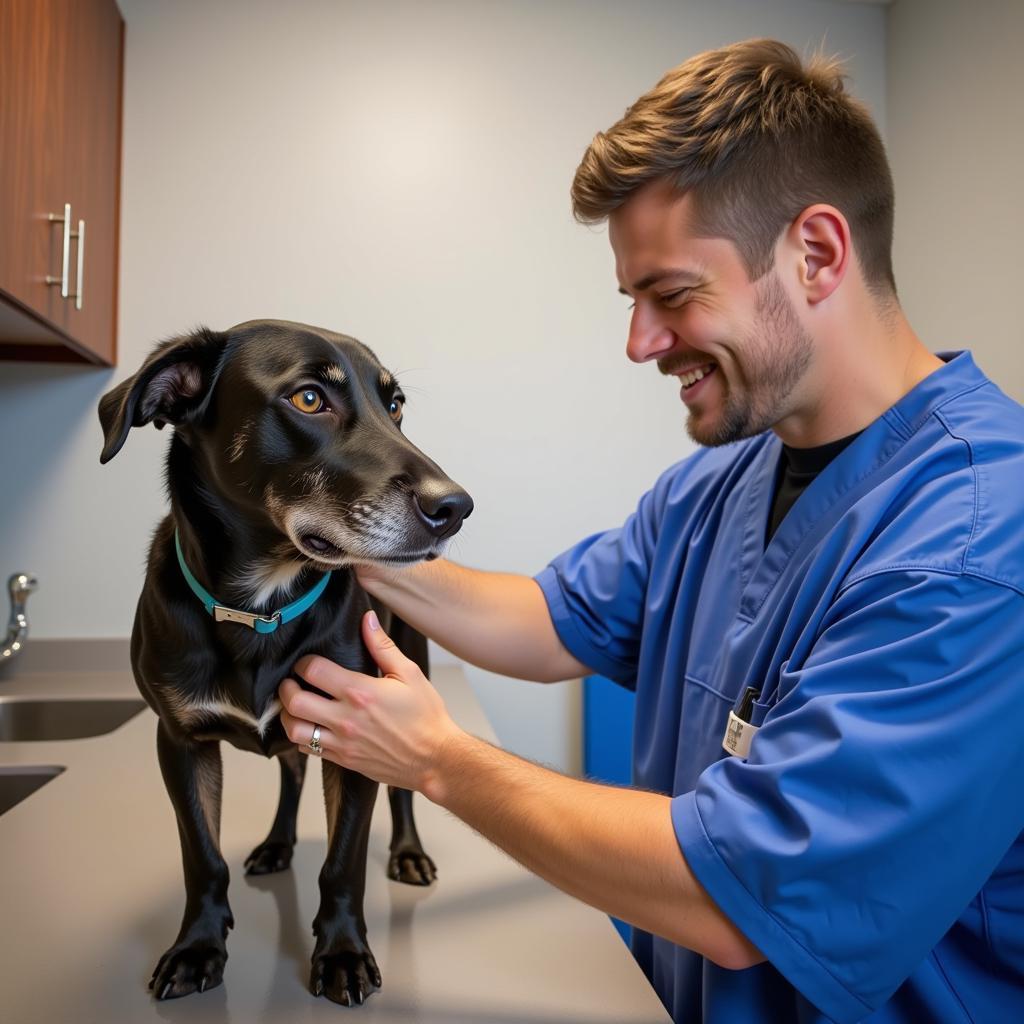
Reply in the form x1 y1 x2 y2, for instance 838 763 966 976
307 724 323 755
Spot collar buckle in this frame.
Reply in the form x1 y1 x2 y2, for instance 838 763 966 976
213 605 281 630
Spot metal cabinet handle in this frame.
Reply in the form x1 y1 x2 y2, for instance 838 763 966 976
70 219 85 310
46 202 72 298
44 206 84 310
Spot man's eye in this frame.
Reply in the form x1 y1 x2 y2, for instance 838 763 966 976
289 388 325 414
661 289 691 307
388 397 404 421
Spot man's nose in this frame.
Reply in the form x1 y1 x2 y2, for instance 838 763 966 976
625 303 677 364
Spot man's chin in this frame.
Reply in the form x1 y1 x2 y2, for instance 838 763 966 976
685 408 755 448
686 413 728 448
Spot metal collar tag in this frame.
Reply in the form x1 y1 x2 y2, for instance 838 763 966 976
213 606 281 630
722 711 759 759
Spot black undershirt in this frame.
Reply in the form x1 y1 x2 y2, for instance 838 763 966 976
766 430 863 545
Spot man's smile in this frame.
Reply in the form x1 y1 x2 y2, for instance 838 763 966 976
677 363 717 390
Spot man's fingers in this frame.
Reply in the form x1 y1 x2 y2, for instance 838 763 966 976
362 610 416 679
280 707 323 750
279 676 302 705
292 654 356 697
279 677 338 725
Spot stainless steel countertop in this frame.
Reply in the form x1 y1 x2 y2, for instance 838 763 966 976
0 641 670 1024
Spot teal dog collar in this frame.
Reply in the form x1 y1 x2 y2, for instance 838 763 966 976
174 530 331 634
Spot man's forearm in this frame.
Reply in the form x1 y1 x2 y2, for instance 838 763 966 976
360 558 588 682
421 730 764 971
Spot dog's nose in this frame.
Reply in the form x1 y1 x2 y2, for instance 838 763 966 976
412 482 474 539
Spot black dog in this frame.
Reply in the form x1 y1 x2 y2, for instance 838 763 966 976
98 319 472 1006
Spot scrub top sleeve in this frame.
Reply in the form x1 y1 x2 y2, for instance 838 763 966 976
535 484 664 689
672 570 1024 1024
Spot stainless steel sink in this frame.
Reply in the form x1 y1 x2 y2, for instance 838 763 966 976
0 697 146 742
0 765 65 815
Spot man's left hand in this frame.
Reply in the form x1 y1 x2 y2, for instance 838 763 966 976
278 610 463 795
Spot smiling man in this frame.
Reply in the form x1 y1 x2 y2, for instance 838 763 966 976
279 38 1024 1023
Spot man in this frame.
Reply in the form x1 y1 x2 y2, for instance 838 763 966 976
279 38 1024 1022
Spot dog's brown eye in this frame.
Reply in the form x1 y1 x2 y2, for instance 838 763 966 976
388 398 404 421
290 388 324 414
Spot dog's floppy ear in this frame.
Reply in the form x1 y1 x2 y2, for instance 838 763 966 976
98 327 229 464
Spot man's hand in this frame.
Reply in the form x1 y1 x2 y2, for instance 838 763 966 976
352 561 402 597
278 610 464 794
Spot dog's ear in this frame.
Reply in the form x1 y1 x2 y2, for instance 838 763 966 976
98 327 229 464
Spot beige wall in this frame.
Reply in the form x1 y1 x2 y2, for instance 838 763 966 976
887 0 1024 400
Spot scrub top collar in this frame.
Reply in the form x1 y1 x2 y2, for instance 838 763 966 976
738 351 980 623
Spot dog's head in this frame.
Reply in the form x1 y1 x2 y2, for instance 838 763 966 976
98 320 472 567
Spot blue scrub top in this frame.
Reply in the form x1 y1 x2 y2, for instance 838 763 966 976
536 352 1024 1023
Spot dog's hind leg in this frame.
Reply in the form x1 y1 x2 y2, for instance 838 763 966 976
384 612 438 886
244 748 307 875
309 761 382 1006
386 786 437 885
150 721 233 1000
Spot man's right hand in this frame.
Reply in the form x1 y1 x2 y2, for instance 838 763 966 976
353 560 403 597
351 556 590 684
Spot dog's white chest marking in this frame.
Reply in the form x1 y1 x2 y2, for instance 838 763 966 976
231 558 307 609
167 690 282 737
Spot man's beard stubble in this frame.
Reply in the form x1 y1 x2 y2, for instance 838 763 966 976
672 274 814 447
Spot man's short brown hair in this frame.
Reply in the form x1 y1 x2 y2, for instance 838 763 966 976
572 38 897 300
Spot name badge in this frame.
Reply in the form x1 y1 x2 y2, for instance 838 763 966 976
722 710 759 759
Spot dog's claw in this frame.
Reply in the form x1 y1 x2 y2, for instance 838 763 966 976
245 840 294 876
310 947 381 1006
150 941 227 1000
388 847 437 886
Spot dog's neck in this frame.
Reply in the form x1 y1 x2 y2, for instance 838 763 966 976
168 436 316 612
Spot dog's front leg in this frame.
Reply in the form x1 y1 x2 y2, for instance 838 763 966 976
150 721 233 1000
310 761 382 1006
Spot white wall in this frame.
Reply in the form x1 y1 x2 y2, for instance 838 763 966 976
886 0 1024 401
0 0 886 772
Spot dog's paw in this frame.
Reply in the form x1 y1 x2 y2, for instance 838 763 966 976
149 942 227 1000
310 948 382 1006
388 845 437 886
244 840 294 875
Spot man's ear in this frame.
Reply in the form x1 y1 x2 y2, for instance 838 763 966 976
98 326 229 464
786 204 850 305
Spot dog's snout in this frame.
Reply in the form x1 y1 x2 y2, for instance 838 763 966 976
412 482 474 539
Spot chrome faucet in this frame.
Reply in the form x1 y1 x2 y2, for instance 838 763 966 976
2 573 39 665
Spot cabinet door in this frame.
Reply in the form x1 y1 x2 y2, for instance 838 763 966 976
0 0 122 364
61 0 123 364
0 0 77 335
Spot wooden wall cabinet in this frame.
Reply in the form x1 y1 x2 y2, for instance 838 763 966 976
0 0 124 365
